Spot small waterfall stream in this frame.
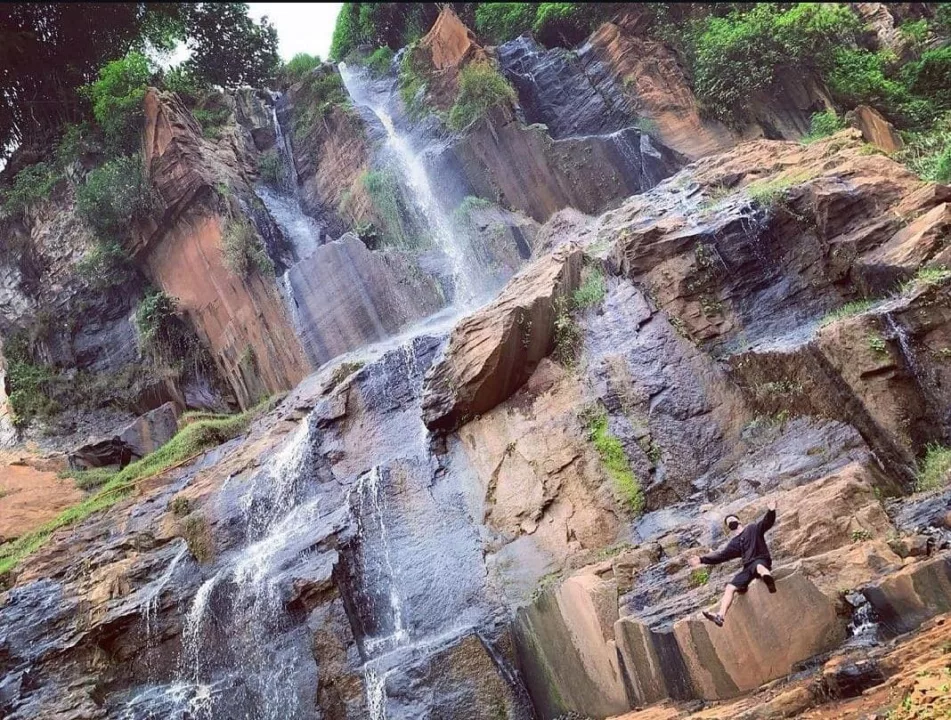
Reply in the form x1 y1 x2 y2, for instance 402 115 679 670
339 64 491 307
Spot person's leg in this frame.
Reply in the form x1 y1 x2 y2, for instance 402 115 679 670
755 562 777 593
718 583 738 618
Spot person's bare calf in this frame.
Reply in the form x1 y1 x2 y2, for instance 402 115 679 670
703 583 737 627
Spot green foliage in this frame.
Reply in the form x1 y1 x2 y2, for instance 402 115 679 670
81 51 152 154
160 65 205 105
329 3 439 61
179 3 279 89
903 47 951 115
447 63 517 131
360 168 417 249
169 495 191 516
896 112 951 184
819 299 877 327
475 3 537 45
135 290 179 355
851 529 872 543
801 109 846 144
533 3 594 48
690 4 860 124
689 568 711 587
222 216 274 278
552 297 582 366
454 195 492 221
366 46 395 77
67 467 117 491
257 151 282 186
5 357 60 429
182 512 214 563
76 242 135 290
746 169 816 209
76 154 154 244
192 105 231 140
573 266 607 309
868 333 887 354
55 122 93 168
916 443 951 492
0 162 61 215
584 406 644 514
898 19 929 50
0 398 275 578
280 52 321 87
900 264 951 295
292 68 350 140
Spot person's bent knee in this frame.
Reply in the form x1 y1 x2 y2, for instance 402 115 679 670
725 583 738 592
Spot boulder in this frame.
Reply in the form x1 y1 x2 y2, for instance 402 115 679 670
118 401 180 459
422 243 582 432
862 553 951 636
848 105 904 153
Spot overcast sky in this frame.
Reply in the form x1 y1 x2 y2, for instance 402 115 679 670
248 3 342 62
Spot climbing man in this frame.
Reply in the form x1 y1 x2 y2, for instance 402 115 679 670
688 499 778 627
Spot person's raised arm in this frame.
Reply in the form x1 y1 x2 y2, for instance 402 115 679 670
759 499 777 533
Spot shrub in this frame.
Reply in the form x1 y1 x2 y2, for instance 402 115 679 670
257 151 282 186
916 443 951 492
895 112 951 183
292 68 350 139
801 109 846 143
192 93 232 140
584 406 644 514
6 359 60 428
398 44 430 120
366 46 395 77
222 216 274 278
1 162 60 215
82 51 152 154
182 512 214 563
573 265 607 309
76 155 155 244
280 52 321 86
690 4 861 123
76 242 135 290
169 495 191 516
689 568 711 587
475 3 537 44
552 297 582 366
903 47 951 113
533 3 596 48
55 123 93 168
360 168 415 248
447 62 517 131
161 65 205 105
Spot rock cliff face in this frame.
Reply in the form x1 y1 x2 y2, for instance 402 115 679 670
2 6 951 720
138 89 309 408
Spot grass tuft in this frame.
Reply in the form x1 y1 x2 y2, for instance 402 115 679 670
819 299 877 327
916 443 951 493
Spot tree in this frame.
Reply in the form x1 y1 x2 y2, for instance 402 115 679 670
181 3 279 89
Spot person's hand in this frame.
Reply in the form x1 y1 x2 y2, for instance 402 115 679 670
767 499 777 512
688 555 702 569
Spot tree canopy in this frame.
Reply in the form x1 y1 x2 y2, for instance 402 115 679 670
0 2 278 159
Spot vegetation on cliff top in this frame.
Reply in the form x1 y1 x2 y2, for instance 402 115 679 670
447 63 518 131
0 396 281 579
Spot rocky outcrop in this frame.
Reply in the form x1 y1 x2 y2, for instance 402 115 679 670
0 454 81 543
863 553 951 636
412 7 490 111
286 234 446 366
422 243 582 432
138 88 310 408
848 104 904 152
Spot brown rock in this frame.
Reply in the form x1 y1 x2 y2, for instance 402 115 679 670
863 553 951 635
849 105 904 153
138 89 310 408
422 243 582 432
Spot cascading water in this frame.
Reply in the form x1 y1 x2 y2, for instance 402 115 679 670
338 64 490 307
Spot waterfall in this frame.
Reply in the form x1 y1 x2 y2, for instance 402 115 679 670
338 64 489 307
255 101 324 263
141 540 189 640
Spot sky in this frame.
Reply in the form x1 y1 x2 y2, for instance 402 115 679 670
249 3 343 62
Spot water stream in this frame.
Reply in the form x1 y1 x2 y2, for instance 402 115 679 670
339 64 490 307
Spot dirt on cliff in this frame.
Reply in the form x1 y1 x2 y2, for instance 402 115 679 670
0 451 80 543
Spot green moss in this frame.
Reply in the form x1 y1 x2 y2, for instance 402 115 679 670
689 568 711 587
0 398 276 578
746 169 817 209
916 443 951 492
584 406 644 514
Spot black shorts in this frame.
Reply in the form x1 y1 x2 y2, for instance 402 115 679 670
730 558 772 592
